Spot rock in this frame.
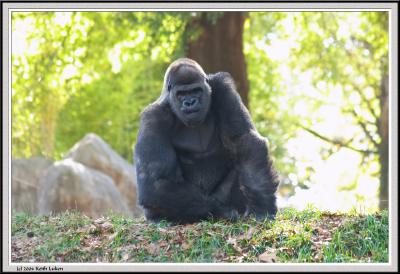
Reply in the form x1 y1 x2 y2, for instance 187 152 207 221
65 133 142 216
37 159 130 218
11 157 53 214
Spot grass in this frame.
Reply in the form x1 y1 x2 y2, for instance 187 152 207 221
11 207 389 263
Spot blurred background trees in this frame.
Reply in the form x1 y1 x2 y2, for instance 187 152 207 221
11 11 389 212
185 12 249 106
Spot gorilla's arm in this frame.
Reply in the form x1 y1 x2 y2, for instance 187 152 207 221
208 72 279 218
134 103 231 222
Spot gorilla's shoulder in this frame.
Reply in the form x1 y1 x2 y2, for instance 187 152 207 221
140 101 174 125
207 72 236 89
208 71 234 82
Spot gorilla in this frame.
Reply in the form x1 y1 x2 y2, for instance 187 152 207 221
134 58 279 224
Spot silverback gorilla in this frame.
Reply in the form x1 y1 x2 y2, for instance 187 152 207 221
134 58 279 223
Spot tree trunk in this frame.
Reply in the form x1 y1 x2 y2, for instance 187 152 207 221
186 12 249 107
378 74 389 210
40 91 59 159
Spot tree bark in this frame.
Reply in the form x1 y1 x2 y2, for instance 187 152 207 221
186 12 249 107
378 74 389 210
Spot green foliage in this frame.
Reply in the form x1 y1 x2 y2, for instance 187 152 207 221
245 12 298 178
323 210 388 262
11 209 389 263
12 12 188 161
11 11 388 207
288 12 388 184
244 12 388 198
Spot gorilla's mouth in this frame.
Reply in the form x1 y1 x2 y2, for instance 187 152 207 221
182 110 205 127
182 108 201 115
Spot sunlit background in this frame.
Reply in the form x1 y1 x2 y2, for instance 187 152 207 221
11 11 389 214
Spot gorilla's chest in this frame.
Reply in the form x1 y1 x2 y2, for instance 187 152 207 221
172 116 217 154
171 117 232 192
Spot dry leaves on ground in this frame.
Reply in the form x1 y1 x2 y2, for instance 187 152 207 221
259 247 278 263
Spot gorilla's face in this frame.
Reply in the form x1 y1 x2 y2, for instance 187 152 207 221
167 64 212 127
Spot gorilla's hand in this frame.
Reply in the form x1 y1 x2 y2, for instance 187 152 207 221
211 169 236 203
209 169 239 220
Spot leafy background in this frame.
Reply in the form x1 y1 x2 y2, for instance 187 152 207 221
11 11 389 214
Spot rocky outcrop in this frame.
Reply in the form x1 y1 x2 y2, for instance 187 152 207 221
65 133 142 216
11 157 53 214
37 159 131 218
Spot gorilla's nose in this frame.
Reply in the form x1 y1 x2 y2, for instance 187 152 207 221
183 98 198 108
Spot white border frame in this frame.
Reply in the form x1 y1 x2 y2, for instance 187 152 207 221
2 2 398 272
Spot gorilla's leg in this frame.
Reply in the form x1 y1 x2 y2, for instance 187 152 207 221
236 132 279 220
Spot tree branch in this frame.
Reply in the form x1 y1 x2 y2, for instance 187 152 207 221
346 108 380 149
298 124 378 155
353 86 380 122
344 48 380 122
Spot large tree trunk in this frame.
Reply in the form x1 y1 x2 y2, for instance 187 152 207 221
378 74 389 210
186 12 249 107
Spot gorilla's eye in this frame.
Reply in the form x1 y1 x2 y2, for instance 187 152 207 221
167 84 172 91
191 87 203 94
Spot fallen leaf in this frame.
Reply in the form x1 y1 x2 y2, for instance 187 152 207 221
237 256 245 263
108 232 118 242
94 217 106 225
313 252 323 261
184 224 195 229
122 253 130 261
101 222 114 233
315 227 331 237
278 246 294 255
77 226 88 234
222 256 237 262
88 224 98 234
181 242 191 250
246 227 256 240
227 238 236 245
259 248 278 263
227 237 242 252
148 243 160 255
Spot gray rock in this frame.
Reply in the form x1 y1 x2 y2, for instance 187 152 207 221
11 157 53 214
65 133 142 216
37 159 130 218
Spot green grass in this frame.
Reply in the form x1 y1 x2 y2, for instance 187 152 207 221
11 208 389 263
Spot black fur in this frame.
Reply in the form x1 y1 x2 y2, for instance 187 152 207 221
134 58 279 224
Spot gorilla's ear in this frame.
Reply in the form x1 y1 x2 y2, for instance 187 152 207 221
167 78 172 92
206 74 212 84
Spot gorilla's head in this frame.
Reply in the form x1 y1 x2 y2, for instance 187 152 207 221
162 58 212 128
